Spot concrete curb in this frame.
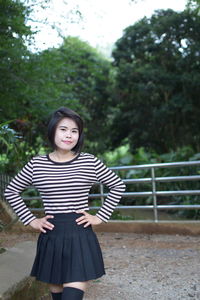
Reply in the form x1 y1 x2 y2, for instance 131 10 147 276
93 220 200 235
6 220 200 236
0 241 36 300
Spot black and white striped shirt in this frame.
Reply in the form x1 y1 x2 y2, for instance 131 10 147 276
4 152 126 225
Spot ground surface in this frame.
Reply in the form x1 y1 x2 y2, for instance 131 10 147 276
0 229 200 300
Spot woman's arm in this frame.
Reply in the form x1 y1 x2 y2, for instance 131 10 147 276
76 156 125 227
4 159 37 226
93 157 126 222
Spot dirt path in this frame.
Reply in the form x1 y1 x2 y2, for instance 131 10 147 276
0 231 200 300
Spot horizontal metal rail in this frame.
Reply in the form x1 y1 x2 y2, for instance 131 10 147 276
110 160 200 171
23 189 200 202
89 205 200 210
30 204 200 212
88 190 200 198
123 175 200 184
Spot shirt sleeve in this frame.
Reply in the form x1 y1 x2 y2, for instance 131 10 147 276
93 156 126 222
4 159 37 226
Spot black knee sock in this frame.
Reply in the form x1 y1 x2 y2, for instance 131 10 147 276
61 287 84 300
51 292 62 300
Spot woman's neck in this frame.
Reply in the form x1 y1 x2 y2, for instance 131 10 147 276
49 150 76 162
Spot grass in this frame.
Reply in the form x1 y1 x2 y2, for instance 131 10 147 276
9 278 49 300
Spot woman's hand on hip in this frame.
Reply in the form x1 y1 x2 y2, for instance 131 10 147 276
29 215 54 233
76 211 102 227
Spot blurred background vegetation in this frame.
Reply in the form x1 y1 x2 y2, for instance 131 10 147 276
1 0 200 219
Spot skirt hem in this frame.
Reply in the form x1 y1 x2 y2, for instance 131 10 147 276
30 272 106 285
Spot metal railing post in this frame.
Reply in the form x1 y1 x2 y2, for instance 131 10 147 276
100 183 104 206
151 167 158 222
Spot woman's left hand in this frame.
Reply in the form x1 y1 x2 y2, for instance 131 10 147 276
76 211 103 227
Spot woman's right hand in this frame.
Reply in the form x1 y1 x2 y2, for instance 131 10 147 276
29 215 54 233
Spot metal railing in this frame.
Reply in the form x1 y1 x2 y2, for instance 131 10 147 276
0 174 11 201
1 160 200 223
89 160 200 222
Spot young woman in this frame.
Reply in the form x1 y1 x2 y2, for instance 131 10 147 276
4 107 126 300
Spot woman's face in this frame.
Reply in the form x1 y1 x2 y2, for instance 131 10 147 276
54 117 79 152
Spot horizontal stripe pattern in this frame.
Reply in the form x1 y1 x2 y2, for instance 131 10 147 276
4 153 126 225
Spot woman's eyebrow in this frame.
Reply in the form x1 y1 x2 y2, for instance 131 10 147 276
59 125 78 130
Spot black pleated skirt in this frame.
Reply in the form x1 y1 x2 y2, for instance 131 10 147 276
30 213 105 284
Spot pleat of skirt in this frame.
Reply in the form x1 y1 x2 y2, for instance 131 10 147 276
30 213 105 284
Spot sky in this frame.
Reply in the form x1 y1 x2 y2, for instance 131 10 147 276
29 0 188 56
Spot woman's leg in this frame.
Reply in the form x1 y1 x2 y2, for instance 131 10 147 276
49 284 63 300
61 281 88 300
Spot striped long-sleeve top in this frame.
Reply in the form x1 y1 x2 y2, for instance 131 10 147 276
4 152 126 225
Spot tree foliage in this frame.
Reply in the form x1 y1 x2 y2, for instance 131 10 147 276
112 9 200 153
187 0 200 11
2 0 200 173
0 0 112 166
26 36 112 153
0 0 33 119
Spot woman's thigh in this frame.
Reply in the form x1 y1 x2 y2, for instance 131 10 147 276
49 283 63 293
63 281 88 292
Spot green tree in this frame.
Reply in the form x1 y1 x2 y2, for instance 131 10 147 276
0 0 113 161
26 37 112 153
0 0 33 119
187 0 200 10
111 9 200 153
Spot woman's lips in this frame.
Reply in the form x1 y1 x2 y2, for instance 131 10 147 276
62 140 72 144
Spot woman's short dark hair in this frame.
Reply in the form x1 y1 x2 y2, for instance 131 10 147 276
48 107 84 153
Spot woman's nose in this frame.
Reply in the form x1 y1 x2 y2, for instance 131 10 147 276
66 130 72 137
